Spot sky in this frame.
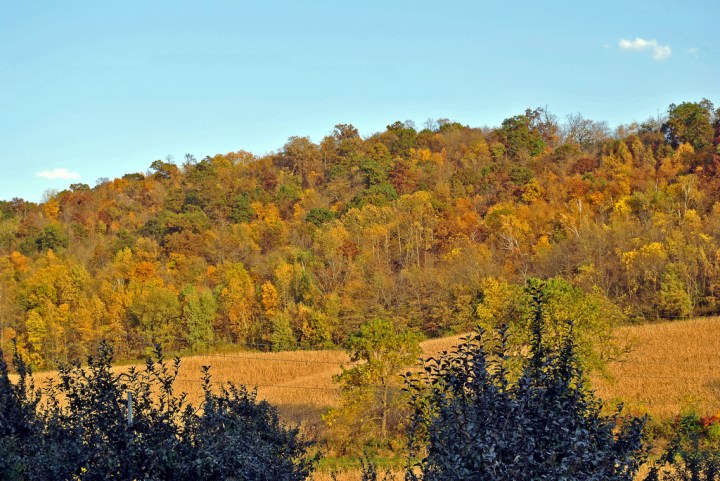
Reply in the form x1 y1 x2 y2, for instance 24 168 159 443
1 0 718 202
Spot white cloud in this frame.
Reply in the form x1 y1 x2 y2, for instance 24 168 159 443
618 37 672 60
36 168 82 180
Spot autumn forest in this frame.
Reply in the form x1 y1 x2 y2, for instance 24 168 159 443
1 99 719 369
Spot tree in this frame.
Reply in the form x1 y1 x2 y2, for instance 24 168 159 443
564 113 611 152
217 262 257 343
496 109 547 159
325 319 422 445
128 284 181 348
278 136 322 187
305 207 335 227
475 277 627 373
405 283 647 481
382 121 418 156
34 225 69 253
149 159 180 181
663 100 715 151
0 257 21 353
180 285 216 350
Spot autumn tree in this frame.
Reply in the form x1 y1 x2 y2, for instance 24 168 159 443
4 98 720 364
278 136 322 187
325 319 421 446
216 262 257 343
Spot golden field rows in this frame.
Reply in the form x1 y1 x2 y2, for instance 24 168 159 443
25 318 720 425
18 317 720 480
593 316 720 418
420 317 720 420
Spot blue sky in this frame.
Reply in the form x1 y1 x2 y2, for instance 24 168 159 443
1 0 717 202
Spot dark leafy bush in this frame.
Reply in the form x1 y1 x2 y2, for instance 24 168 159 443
0 342 317 481
404 282 647 481
0 343 41 480
183 367 317 480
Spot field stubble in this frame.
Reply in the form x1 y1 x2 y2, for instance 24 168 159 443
15 318 720 480
593 316 720 418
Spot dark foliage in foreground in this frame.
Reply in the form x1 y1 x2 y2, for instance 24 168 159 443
0 343 41 480
0 342 316 481
404 281 648 481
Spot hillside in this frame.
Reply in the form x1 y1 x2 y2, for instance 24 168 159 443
1 100 719 368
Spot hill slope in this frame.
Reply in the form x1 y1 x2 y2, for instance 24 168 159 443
1 100 719 368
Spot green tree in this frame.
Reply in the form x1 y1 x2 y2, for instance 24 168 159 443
663 99 716 151
270 311 296 351
305 207 335 227
128 284 181 348
659 269 693 319
34 225 69 253
383 121 418 156
180 285 216 350
497 109 547 158
475 277 627 374
325 319 422 445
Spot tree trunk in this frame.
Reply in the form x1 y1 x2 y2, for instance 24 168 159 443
381 380 388 440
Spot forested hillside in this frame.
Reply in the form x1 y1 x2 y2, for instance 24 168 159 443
1 100 719 368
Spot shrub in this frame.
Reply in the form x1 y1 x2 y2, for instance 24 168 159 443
0 342 317 481
404 282 647 481
0 343 41 481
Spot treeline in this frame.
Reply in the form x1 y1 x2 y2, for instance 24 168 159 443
1 99 719 367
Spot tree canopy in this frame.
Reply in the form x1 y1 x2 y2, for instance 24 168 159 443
0 100 719 367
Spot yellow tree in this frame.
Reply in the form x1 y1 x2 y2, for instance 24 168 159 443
20 251 94 366
217 262 257 343
394 191 438 268
0 256 22 353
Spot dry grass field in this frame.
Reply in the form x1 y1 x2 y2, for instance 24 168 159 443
418 318 720 421
21 336 467 427
24 318 720 427
593 316 720 419
24 348 350 432
17 317 720 480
